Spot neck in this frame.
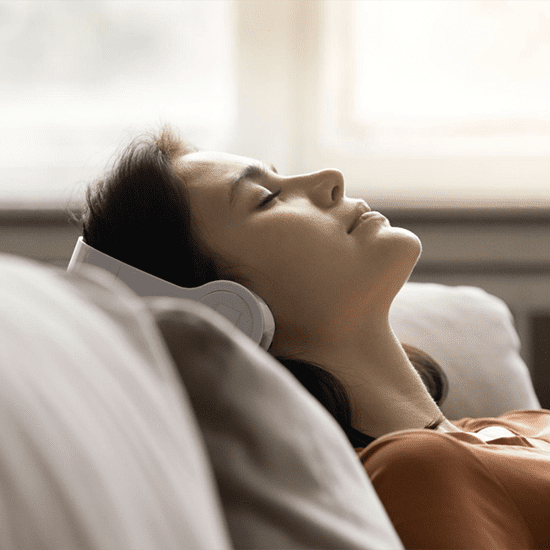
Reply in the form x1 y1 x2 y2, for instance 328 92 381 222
349 328 445 438
285 312 460 439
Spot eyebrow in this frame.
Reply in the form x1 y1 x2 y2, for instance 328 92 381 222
229 163 277 207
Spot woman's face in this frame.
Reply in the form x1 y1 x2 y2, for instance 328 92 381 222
178 151 421 355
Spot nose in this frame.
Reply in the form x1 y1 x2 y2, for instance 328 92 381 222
288 168 345 207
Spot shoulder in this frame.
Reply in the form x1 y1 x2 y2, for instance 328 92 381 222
355 430 534 550
356 429 479 486
355 429 508 521
357 428 466 463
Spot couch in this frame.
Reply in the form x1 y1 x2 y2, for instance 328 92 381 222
0 252 540 549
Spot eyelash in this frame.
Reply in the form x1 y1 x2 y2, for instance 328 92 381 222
257 188 282 208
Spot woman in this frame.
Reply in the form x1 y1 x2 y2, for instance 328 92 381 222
71 126 550 549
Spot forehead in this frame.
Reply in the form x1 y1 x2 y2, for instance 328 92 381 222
177 150 255 182
177 150 255 229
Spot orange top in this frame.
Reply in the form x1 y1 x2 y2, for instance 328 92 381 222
356 409 550 549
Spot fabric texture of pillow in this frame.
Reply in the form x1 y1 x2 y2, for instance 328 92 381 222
0 254 232 550
390 282 541 420
146 296 404 550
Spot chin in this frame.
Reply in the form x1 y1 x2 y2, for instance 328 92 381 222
401 227 422 262
382 224 422 261
370 226 422 301
399 226 422 268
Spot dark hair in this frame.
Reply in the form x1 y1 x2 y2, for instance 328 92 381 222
69 125 449 449
69 125 245 289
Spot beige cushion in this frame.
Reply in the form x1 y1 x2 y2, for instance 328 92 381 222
390 282 541 420
0 254 232 550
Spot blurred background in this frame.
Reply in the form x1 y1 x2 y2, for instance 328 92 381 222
1 0 549 398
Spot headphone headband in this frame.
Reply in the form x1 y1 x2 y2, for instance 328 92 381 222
67 237 275 350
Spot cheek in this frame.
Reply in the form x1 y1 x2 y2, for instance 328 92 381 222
243 220 351 285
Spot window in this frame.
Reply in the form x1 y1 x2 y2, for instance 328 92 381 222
0 0 236 207
353 0 550 155
314 0 550 208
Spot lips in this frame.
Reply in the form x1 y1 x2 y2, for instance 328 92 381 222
348 211 384 233
347 205 368 233
348 208 368 233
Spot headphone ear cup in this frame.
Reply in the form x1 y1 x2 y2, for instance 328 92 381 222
198 288 255 338
197 281 274 350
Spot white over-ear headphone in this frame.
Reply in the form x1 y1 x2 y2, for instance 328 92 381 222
67 236 275 350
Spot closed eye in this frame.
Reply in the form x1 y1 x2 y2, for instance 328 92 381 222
230 163 278 208
257 188 282 208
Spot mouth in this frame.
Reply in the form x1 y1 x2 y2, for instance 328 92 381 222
348 205 369 233
348 211 384 233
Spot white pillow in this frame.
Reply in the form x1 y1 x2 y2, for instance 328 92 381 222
390 282 541 420
147 296 404 550
0 254 232 550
